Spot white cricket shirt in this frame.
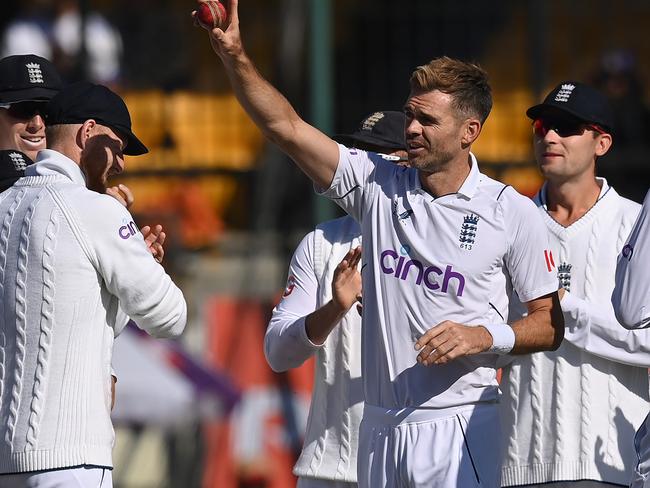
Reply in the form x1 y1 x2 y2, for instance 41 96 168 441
320 145 558 409
614 188 650 329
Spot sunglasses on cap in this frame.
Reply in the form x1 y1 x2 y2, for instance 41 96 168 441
533 118 606 138
0 101 48 119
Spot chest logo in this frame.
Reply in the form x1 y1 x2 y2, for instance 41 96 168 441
392 200 413 222
558 262 572 291
459 213 479 250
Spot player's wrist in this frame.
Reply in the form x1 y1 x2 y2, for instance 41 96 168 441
482 323 515 354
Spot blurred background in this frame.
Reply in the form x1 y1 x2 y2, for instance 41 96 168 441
1 0 649 486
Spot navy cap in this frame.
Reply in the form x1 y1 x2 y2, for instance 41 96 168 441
0 55 63 104
333 111 406 150
44 81 148 156
527 81 614 133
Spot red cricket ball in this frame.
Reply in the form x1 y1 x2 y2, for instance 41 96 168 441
196 1 228 30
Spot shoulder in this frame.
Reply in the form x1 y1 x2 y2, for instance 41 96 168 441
62 186 135 234
478 179 539 216
315 215 360 242
603 187 642 222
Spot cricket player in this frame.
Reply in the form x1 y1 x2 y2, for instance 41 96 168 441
500 82 650 488
0 81 186 487
196 2 564 486
614 188 650 488
266 111 406 488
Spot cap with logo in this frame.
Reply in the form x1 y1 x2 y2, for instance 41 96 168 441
333 111 406 150
44 81 148 156
0 150 33 191
0 54 63 104
526 81 614 133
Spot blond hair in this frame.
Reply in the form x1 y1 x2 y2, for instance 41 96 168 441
410 56 492 124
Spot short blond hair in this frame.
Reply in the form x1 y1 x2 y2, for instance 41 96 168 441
410 56 492 124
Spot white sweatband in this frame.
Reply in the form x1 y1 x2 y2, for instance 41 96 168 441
483 323 515 354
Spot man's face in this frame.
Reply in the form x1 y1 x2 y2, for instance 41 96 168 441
0 102 48 160
533 116 610 183
403 90 466 173
79 124 126 194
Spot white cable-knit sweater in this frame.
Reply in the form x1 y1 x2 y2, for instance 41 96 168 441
0 150 186 474
265 216 362 482
500 180 650 486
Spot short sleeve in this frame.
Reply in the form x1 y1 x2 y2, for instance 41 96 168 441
502 188 559 302
316 144 379 222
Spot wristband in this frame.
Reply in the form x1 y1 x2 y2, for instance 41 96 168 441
483 323 515 354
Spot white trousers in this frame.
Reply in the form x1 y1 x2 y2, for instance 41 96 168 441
0 467 112 488
297 478 357 488
358 403 501 488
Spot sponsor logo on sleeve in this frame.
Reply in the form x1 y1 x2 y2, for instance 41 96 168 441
118 219 140 240
622 244 634 260
544 249 556 272
282 275 296 297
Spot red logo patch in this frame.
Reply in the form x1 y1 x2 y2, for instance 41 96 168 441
282 275 296 297
544 250 556 272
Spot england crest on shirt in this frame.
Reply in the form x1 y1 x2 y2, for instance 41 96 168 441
459 213 479 250
558 262 572 291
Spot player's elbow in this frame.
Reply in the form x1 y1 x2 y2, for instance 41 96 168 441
615 305 650 330
263 330 290 373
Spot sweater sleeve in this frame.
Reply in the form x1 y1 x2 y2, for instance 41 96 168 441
561 291 650 367
613 189 650 329
74 193 186 338
264 230 321 372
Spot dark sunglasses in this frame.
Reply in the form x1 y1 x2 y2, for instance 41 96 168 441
0 101 48 119
533 118 606 138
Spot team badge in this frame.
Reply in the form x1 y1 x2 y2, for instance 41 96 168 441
8 152 27 170
459 213 479 250
558 262 572 291
26 63 44 84
554 83 576 103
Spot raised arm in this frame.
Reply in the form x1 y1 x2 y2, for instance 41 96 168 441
195 0 339 189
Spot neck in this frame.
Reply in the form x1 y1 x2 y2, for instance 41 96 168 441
544 174 602 226
418 153 472 197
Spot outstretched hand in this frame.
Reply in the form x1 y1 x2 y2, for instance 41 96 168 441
141 224 166 264
332 247 363 312
192 0 243 60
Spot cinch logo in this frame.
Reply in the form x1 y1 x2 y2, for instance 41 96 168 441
119 220 139 240
380 248 465 296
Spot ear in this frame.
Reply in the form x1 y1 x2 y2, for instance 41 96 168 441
78 119 97 150
461 118 482 146
595 133 613 157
